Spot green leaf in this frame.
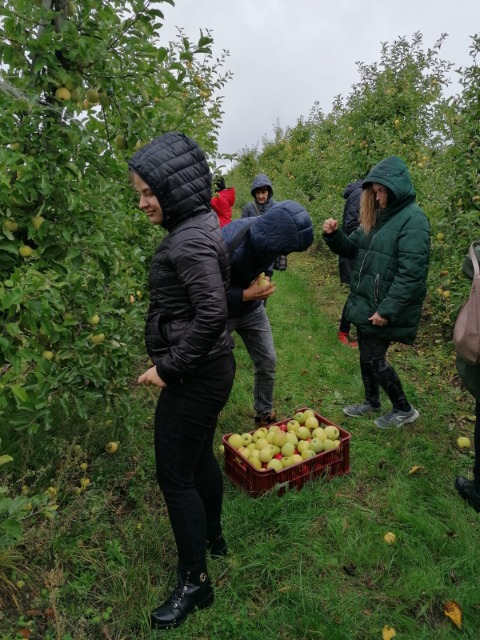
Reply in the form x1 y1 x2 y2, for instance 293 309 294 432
11 385 29 404
1 518 23 539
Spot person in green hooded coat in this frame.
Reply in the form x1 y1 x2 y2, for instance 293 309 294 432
323 156 430 428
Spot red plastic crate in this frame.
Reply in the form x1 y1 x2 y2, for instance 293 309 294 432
222 409 351 497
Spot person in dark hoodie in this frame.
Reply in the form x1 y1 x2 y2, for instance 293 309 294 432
241 173 275 218
337 179 363 347
223 199 314 427
323 156 430 429
242 173 288 271
128 132 235 630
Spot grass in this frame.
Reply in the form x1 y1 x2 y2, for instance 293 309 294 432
2 247 480 639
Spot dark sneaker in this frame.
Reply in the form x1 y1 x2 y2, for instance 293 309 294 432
343 402 381 417
374 406 419 428
254 411 277 427
455 476 480 513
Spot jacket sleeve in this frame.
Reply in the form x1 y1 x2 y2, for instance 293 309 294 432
323 228 359 259
241 203 256 218
376 215 430 322
155 232 228 383
210 196 220 215
226 187 235 207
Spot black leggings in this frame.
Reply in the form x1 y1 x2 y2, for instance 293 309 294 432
358 331 410 411
154 352 235 574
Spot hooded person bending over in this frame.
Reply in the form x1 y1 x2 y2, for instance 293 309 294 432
323 156 430 429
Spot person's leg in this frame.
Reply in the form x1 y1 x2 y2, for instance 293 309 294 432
474 398 480 483
359 336 419 428
343 331 381 417
151 353 235 629
455 398 480 513
338 301 351 334
229 305 276 420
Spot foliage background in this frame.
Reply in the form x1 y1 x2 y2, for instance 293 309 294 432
1 2 480 638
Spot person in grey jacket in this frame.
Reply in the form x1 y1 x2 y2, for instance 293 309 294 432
129 132 235 630
241 173 275 218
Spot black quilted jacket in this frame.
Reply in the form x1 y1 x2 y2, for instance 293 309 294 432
128 132 231 383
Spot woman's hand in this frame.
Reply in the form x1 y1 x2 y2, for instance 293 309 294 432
137 365 167 388
369 312 388 327
323 218 338 234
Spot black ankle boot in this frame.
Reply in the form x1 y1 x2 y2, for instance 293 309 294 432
455 476 480 513
150 571 214 630
207 535 228 559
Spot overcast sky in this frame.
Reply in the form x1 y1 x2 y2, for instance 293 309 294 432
159 0 480 158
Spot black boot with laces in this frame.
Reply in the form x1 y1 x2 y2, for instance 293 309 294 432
150 570 214 630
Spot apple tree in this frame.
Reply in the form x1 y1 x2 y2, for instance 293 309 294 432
0 0 231 433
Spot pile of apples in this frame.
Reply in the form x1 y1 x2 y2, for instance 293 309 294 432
227 409 342 473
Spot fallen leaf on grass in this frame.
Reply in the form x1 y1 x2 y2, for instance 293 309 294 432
18 631 32 639
382 625 396 639
408 465 425 475
444 600 462 628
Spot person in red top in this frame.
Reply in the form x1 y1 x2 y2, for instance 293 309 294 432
211 176 235 227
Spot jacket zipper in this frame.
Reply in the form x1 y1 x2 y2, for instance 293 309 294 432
374 274 380 304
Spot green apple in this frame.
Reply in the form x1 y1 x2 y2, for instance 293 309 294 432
312 427 327 442
291 454 303 465
297 440 310 454
105 441 119 454
88 313 100 326
42 350 54 361
297 426 311 440
252 428 267 442
259 447 274 463
247 442 257 452
4 219 18 232
324 426 340 440
255 438 270 450
309 438 324 453
249 456 262 470
227 433 243 449
281 455 294 468
272 430 287 447
281 442 295 457
457 436 471 449
305 416 319 430
32 216 45 230
303 409 315 419
238 446 250 459
241 432 253 446
294 411 306 424
285 432 299 446
301 448 316 460
267 458 283 472
323 439 337 451
287 419 300 431
90 333 105 345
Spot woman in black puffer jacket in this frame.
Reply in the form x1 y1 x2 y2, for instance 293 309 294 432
129 132 235 631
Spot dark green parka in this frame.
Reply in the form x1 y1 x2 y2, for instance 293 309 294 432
324 156 430 344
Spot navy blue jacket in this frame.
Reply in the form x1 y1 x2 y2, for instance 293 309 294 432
222 200 314 317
